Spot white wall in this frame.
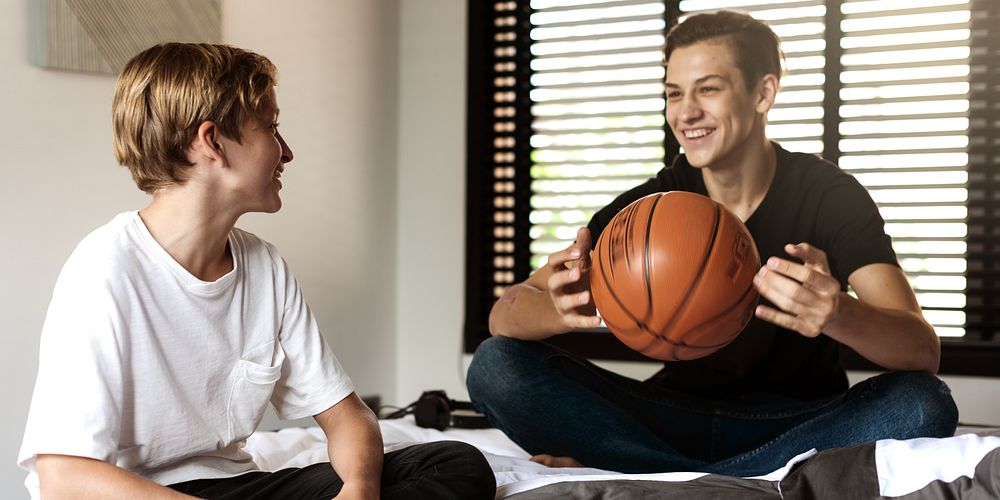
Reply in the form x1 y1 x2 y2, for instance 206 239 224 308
2 2 145 496
0 0 399 496
225 0 401 410
395 0 470 403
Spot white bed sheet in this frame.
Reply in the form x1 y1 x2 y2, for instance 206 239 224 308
243 417 814 498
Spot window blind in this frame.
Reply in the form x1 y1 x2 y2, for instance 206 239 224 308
964 0 1000 344
466 0 535 315
527 0 673 272
837 0 971 338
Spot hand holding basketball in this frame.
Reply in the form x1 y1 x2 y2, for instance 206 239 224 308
546 227 601 330
753 243 842 338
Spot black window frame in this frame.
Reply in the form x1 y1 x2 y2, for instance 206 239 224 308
465 0 1000 377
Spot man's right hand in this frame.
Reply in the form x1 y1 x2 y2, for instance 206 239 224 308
488 227 601 340
545 227 600 330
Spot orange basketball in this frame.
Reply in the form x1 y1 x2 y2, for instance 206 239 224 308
590 191 760 361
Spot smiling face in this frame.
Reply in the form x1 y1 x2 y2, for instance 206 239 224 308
665 39 773 171
221 88 294 214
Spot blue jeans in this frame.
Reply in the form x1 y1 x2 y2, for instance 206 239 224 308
466 336 958 476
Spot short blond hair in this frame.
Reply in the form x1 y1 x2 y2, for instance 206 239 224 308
112 43 277 193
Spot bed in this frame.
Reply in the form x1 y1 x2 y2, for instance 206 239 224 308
243 417 1000 499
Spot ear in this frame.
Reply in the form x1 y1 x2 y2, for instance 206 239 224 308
754 74 780 114
190 121 226 166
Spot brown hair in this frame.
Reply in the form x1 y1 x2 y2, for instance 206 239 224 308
664 10 784 89
112 43 277 193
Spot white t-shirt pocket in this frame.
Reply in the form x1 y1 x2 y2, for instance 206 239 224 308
227 359 281 443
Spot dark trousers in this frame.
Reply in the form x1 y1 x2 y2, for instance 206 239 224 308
168 441 495 500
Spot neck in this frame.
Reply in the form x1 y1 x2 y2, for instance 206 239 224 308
701 138 777 222
139 186 239 282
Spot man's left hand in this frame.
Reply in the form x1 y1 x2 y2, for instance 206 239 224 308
753 242 842 338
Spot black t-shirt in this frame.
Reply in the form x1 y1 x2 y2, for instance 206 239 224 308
587 143 898 401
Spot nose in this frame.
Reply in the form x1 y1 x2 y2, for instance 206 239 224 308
277 131 294 164
678 95 703 123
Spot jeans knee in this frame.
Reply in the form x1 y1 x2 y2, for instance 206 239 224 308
881 371 958 437
466 336 536 408
466 337 501 403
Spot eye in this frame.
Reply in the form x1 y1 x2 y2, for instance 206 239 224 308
666 90 682 100
698 86 719 95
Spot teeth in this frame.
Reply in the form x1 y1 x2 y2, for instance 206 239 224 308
684 129 712 139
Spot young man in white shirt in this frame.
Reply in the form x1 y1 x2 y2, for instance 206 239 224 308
19 43 495 500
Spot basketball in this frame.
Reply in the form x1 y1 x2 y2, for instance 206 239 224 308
590 191 760 361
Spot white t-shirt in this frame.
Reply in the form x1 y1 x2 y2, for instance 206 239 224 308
18 211 354 494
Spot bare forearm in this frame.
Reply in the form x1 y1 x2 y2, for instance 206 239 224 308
317 394 383 498
488 284 569 340
825 293 940 373
37 455 195 500
329 412 382 493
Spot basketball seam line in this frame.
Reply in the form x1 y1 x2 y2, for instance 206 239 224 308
642 201 721 349
643 194 663 315
596 198 656 339
676 279 759 349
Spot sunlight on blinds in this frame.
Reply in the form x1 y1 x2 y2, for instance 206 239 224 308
528 0 667 269
838 0 970 338
489 0 521 299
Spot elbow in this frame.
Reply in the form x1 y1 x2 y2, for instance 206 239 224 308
487 305 503 337
488 309 513 338
915 314 941 374
486 283 556 341
925 324 941 375
487 306 501 337
487 286 520 337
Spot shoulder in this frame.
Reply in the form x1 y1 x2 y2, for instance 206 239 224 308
230 227 290 281
42 213 144 341
60 212 144 284
74 212 138 254
775 145 896 278
230 227 280 261
777 146 849 182
774 144 872 202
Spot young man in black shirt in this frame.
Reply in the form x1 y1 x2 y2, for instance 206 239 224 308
467 10 958 476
